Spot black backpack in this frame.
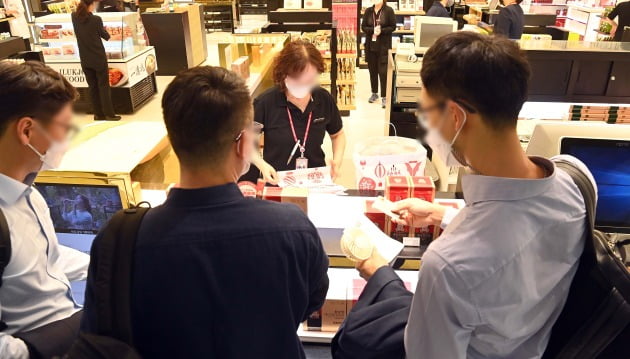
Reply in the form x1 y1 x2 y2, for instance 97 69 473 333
543 160 630 359
64 205 151 359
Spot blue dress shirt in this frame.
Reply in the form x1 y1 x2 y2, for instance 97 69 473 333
0 173 89 358
82 183 329 359
405 156 596 358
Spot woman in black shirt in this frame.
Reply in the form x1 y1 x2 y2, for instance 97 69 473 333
251 40 346 184
362 0 396 108
493 0 525 40
71 0 121 121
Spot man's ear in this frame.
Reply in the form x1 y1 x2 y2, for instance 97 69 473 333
15 117 35 146
235 131 247 159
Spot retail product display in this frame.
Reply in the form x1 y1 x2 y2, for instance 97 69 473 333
231 55 251 79
569 105 630 124
277 167 334 188
202 2 235 33
34 13 157 113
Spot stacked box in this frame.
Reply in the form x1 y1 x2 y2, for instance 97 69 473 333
384 176 436 246
262 187 308 214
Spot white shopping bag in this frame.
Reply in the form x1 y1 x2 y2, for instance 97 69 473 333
353 136 427 191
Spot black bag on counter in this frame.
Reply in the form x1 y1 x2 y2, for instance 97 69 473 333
64 205 151 359
544 160 630 359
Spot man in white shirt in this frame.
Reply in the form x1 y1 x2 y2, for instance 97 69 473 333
0 61 89 358
336 32 595 358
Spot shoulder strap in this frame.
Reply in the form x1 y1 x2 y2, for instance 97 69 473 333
95 204 151 344
554 159 596 258
0 209 10 331
554 160 596 230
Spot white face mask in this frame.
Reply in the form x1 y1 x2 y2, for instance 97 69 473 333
424 103 468 168
27 125 70 171
285 79 313 99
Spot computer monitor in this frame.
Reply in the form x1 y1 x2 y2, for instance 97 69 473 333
414 16 458 53
526 121 630 158
35 182 126 253
560 138 630 234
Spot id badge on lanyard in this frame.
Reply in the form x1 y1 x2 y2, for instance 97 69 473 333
372 8 380 42
286 108 313 170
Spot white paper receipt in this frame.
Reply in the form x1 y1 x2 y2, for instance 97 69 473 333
341 215 404 263
372 197 401 221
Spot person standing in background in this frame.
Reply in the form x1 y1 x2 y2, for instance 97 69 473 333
493 0 525 39
426 0 454 18
3 0 30 39
72 0 121 121
603 1 630 42
362 0 396 108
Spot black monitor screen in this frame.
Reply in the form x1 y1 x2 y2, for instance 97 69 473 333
35 183 123 234
560 138 630 233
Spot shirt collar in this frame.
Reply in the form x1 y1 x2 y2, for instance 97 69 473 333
164 183 244 208
462 156 556 205
0 173 31 206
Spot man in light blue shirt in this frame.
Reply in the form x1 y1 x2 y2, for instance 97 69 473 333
0 62 89 358
341 32 594 358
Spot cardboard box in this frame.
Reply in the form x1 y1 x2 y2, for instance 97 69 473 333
385 176 412 202
411 176 435 202
262 187 308 214
231 56 250 80
386 218 410 243
237 181 257 198
365 200 387 232
303 278 351 332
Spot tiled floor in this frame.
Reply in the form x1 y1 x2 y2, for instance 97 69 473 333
74 68 388 188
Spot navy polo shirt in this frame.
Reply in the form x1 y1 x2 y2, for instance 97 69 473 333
81 183 329 359
254 86 343 172
494 4 525 40
426 2 451 18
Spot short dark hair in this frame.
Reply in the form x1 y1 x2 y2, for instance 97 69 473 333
0 61 77 136
162 66 252 167
273 40 325 91
420 32 531 129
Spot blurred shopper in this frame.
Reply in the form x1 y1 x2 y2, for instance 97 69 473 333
72 0 121 121
426 0 453 18
603 1 630 42
62 195 94 230
251 40 346 183
333 32 595 359
362 0 396 108
493 0 525 39
81 66 330 358
0 61 89 359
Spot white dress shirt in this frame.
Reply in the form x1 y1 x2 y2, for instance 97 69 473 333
405 156 597 359
0 173 90 358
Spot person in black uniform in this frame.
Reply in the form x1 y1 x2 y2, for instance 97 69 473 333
603 1 630 42
72 0 121 121
362 0 396 108
426 0 454 18
251 40 346 184
493 0 525 40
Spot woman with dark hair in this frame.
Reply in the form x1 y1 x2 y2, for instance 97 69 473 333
249 40 347 183
71 0 121 121
62 194 94 230
362 0 396 108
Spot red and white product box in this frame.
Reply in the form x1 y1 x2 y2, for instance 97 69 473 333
385 176 412 202
409 176 436 245
262 187 308 214
365 200 387 232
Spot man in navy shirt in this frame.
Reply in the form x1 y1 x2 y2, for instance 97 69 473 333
81 66 329 358
494 0 525 39
426 0 453 18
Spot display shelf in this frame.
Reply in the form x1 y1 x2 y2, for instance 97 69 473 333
394 29 414 34
337 104 357 111
336 79 356 85
336 52 357 58
297 328 335 344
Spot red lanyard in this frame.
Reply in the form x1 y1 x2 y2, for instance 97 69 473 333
286 107 313 152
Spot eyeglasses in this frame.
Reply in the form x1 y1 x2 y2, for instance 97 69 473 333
234 121 264 142
416 101 446 128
